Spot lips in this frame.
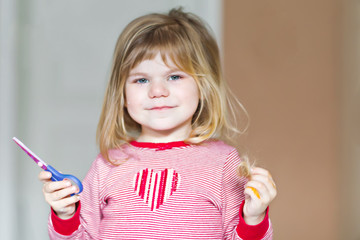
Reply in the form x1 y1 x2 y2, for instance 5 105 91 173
149 106 174 110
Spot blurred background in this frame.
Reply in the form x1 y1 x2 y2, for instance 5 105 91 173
0 0 358 239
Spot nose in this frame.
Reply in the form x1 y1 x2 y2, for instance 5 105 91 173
148 80 169 98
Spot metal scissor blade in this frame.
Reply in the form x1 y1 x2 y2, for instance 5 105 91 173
12 137 48 170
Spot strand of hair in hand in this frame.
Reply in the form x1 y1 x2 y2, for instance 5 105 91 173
236 156 260 199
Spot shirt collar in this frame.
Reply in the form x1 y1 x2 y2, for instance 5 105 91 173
129 141 189 150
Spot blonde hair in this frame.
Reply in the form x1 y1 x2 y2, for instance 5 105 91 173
97 8 249 164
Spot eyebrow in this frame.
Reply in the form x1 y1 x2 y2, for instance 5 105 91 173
128 69 185 77
128 72 149 77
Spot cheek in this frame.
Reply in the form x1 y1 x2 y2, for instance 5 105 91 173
126 93 141 110
182 87 200 114
187 83 200 104
124 85 135 107
125 101 139 124
190 97 200 114
124 88 140 118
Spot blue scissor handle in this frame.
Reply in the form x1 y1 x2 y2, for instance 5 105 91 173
46 165 83 194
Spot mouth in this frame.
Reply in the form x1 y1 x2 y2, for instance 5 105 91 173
149 106 175 111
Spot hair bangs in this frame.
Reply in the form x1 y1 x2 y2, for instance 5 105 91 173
124 24 196 76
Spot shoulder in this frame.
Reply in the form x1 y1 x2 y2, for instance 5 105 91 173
202 141 245 181
92 145 132 169
94 144 133 167
199 139 238 156
189 140 241 166
86 146 134 182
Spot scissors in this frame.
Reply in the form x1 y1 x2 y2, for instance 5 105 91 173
13 137 83 194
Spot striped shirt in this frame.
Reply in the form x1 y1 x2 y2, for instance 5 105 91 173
48 140 273 239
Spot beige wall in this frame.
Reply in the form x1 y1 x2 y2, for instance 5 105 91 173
223 0 343 239
340 0 360 239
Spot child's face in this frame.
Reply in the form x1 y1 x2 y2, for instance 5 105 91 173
125 52 199 142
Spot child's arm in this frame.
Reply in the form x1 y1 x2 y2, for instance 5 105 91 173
222 149 274 240
38 171 80 219
39 170 83 238
42 156 104 239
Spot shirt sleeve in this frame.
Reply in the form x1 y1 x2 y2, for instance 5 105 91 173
221 149 273 240
48 157 104 239
237 201 272 240
50 202 81 235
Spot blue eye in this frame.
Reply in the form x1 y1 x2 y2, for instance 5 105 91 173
136 78 148 84
169 75 180 81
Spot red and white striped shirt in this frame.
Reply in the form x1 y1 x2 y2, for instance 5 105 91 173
48 140 273 239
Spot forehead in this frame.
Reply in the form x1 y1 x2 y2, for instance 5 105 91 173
129 52 179 74
125 38 194 77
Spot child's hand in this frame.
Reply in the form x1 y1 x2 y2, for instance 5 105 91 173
38 171 80 220
243 167 277 225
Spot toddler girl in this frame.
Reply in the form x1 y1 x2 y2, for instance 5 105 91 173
39 8 277 239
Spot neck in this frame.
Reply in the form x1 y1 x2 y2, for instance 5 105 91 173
137 128 191 143
136 134 187 143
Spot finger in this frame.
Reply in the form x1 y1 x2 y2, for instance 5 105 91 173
38 171 52 182
43 180 72 193
251 167 271 177
247 186 260 199
251 168 276 189
250 177 277 201
244 186 261 201
245 180 270 203
52 195 80 211
52 195 80 215
250 174 276 194
48 185 79 201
